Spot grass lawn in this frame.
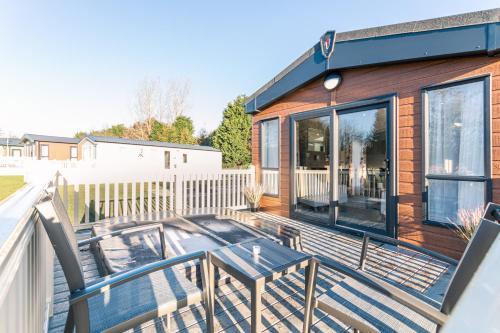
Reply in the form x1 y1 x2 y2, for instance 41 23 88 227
0 176 26 202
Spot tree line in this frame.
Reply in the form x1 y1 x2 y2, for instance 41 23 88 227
75 78 251 168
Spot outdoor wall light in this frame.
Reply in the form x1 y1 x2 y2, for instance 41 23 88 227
323 72 342 91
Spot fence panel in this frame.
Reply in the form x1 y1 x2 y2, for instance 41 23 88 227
57 169 254 224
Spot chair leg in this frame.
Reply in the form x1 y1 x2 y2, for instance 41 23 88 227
201 256 215 333
64 306 75 333
303 259 319 333
165 313 171 332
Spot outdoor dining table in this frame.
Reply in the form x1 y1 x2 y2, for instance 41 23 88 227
206 237 314 333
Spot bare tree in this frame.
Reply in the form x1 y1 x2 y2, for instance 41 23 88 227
130 77 191 140
165 80 191 124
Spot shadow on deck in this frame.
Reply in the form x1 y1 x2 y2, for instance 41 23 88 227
49 212 454 333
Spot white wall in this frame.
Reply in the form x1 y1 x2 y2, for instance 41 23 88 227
68 141 222 183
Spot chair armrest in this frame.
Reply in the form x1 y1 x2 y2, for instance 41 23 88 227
359 232 458 269
78 223 167 259
69 250 206 305
315 255 448 326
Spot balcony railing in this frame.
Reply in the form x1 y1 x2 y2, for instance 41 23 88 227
0 167 256 331
56 168 255 224
0 182 54 332
261 169 279 196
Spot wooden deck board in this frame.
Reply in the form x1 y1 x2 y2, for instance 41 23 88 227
48 212 454 333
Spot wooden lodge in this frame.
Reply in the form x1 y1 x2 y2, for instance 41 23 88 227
246 9 500 258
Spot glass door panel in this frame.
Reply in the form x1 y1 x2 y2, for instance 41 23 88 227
294 116 331 221
337 107 387 231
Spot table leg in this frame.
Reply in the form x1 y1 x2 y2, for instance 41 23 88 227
303 259 318 333
207 254 216 333
251 279 264 333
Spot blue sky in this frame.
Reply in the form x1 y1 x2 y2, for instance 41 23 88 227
0 1 498 138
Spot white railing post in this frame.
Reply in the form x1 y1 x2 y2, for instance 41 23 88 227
114 182 119 218
94 183 100 221
139 181 144 218
0 183 55 333
175 174 183 212
73 183 79 224
250 165 256 187
131 182 137 217
123 182 128 217
84 183 90 223
104 182 110 218
62 177 68 209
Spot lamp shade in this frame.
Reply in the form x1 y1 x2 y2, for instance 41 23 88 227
323 72 342 91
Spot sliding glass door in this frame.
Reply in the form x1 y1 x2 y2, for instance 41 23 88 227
336 106 389 232
293 114 332 223
290 99 395 235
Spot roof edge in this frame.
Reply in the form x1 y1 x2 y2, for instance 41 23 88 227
246 8 500 113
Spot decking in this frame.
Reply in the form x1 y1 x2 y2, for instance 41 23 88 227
48 212 454 333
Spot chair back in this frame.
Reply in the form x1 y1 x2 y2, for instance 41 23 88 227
36 186 86 291
483 202 500 223
440 218 499 314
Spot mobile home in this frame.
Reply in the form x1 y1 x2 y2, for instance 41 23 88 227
247 9 500 258
21 134 79 161
79 135 222 174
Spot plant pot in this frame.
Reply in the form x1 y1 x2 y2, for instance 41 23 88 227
249 203 260 212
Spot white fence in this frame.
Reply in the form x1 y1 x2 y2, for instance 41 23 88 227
294 169 385 200
0 183 54 332
295 169 330 198
56 168 255 224
261 169 279 196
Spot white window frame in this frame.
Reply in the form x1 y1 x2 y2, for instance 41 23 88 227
40 144 49 160
70 146 78 161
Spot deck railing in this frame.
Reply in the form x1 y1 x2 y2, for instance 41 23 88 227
56 168 255 224
0 182 54 332
295 169 330 198
261 169 279 196
0 167 256 330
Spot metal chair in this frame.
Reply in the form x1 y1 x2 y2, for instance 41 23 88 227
36 186 213 333
303 211 500 333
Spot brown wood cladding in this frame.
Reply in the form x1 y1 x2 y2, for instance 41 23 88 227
252 55 500 259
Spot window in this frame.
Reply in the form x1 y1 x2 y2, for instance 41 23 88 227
183 154 187 163
261 118 279 169
164 151 170 169
70 146 78 161
423 77 490 225
11 149 21 157
40 144 49 160
261 118 280 195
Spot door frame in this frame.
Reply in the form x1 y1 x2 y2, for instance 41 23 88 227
289 108 334 226
289 94 398 238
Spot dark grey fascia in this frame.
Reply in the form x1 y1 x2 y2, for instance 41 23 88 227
246 22 500 114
